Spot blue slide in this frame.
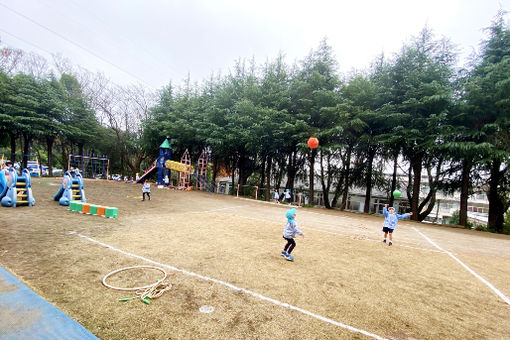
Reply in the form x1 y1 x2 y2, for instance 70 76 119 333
54 170 86 206
1 168 36 207
0 169 7 200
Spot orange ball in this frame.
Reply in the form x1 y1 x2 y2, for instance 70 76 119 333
307 137 319 149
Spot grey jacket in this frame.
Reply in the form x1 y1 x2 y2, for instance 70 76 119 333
283 220 303 239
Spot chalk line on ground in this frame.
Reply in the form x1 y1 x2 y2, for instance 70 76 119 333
412 227 510 307
75 233 387 340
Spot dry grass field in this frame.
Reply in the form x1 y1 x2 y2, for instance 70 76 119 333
1 177 509 340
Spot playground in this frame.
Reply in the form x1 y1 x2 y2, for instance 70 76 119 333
0 178 509 339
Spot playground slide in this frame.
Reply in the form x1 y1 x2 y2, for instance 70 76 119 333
136 160 157 183
1 168 36 207
54 170 86 206
0 170 7 200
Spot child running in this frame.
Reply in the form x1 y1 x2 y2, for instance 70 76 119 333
281 208 304 261
382 204 412 246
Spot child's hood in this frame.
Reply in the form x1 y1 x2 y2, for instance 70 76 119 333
286 208 296 222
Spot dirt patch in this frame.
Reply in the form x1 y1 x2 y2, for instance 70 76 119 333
0 177 509 339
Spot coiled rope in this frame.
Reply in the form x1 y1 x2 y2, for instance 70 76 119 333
102 265 171 304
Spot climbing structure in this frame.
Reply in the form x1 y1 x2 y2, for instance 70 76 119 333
178 149 191 188
195 150 208 190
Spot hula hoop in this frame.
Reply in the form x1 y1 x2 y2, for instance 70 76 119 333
102 265 167 291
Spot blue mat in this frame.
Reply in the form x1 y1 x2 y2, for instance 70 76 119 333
0 266 97 339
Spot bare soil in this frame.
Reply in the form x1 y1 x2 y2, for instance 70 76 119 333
0 178 509 339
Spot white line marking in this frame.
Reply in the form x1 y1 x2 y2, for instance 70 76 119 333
412 227 510 306
178 205 248 214
76 233 387 340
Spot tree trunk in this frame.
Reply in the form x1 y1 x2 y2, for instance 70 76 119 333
275 157 285 193
259 154 266 190
285 148 297 192
46 137 54 176
231 156 236 195
319 151 332 209
417 159 442 221
363 148 375 213
459 159 472 227
331 171 345 208
487 158 504 233
237 152 251 186
61 141 69 171
410 155 423 221
9 131 17 163
340 146 352 211
22 133 31 169
308 148 316 205
265 156 272 201
211 155 218 183
389 156 398 207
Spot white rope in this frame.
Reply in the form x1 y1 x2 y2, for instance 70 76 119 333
102 265 167 291
102 265 171 304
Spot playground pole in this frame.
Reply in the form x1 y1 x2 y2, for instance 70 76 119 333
298 192 302 207
255 186 258 200
237 184 239 198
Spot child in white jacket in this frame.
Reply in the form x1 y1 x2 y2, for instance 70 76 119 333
142 181 151 201
281 208 304 261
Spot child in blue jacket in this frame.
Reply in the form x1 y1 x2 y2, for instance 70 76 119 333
382 204 412 246
281 208 304 261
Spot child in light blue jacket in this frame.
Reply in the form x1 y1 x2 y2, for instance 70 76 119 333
281 208 304 261
382 204 412 246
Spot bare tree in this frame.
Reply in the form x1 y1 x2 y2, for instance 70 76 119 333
19 52 49 79
78 69 156 176
0 44 24 75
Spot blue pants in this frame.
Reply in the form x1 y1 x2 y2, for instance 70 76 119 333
283 236 296 254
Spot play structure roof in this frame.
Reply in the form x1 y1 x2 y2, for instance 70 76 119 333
159 139 171 149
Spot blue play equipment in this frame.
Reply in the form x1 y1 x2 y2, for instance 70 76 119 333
157 139 172 185
1 168 36 207
0 170 7 199
137 138 172 185
53 170 86 206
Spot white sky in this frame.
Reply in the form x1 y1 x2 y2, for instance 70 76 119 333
0 0 509 89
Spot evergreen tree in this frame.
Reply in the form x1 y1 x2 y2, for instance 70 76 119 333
388 28 456 221
463 13 510 232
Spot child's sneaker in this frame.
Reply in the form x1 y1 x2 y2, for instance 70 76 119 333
388 241 392 246
281 251 287 257
285 254 294 261
382 239 386 243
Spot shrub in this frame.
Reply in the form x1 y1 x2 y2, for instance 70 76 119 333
503 210 510 235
